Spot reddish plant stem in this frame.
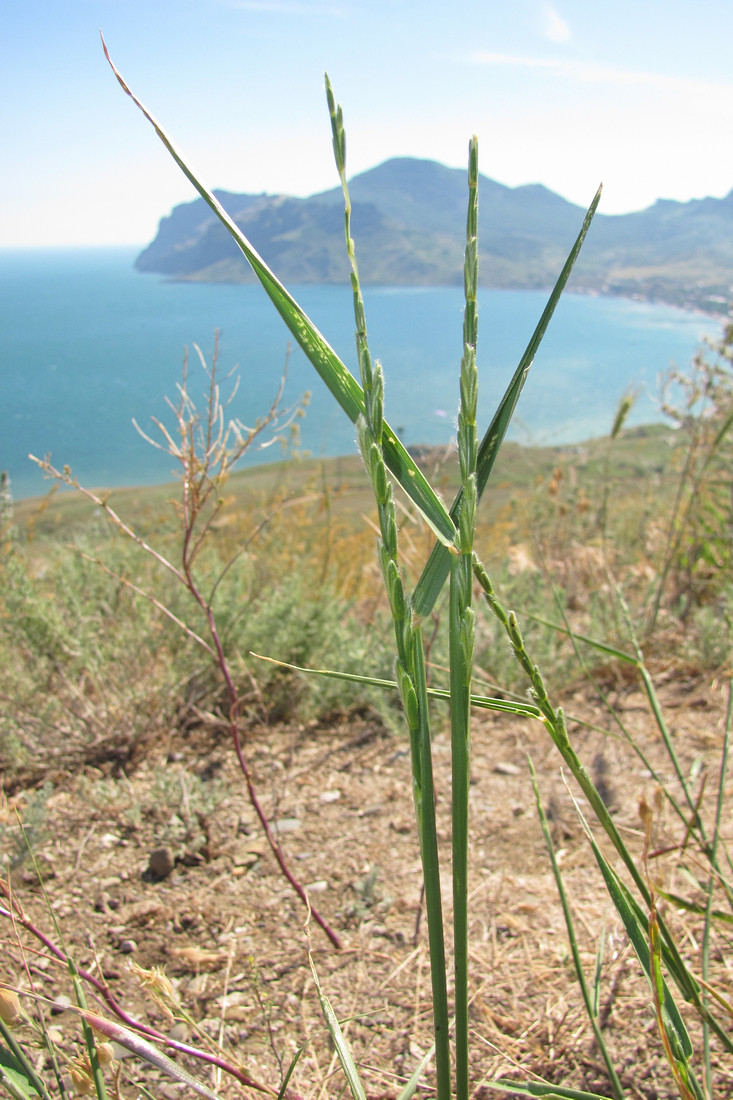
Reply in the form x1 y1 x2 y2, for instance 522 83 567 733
0 894 298 1099
180 547 342 950
30 466 342 944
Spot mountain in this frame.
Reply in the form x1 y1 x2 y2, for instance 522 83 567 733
135 158 733 313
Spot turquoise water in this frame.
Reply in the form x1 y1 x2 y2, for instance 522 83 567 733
0 247 717 500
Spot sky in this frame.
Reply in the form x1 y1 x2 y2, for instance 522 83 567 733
3 0 733 248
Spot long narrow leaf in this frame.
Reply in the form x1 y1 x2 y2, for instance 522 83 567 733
81 1013 222 1100
249 651 543 719
536 607 722 863
413 185 602 617
102 40 456 550
396 1043 436 1100
485 1079 615 1099
579 821 693 1059
276 1048 304 1100
0 1057 40 1100
0 1036 47 1100
308 953 367 1100
529 760 624 1099
522 613 637 663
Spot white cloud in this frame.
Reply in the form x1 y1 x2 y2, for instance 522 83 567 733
542 4 570 44
452 43 733 215
465 50 733 97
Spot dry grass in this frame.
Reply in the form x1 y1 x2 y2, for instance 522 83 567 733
3 666 731 1098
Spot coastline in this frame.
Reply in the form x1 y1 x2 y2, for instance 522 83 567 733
2 252 717 503
154 266 731 319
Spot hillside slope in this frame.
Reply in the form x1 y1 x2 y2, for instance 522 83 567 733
135 158 733 312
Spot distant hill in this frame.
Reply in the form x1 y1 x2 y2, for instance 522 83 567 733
135 158 733 313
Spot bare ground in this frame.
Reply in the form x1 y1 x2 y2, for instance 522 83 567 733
3 666 733 1100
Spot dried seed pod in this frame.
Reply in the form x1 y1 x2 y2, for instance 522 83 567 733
68 1063 95 1096
0 987 22 1026
94 1042 115 1067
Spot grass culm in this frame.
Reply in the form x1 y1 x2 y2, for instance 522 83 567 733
2 41 733 1100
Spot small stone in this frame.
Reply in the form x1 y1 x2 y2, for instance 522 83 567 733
118 939 137 955
219 991 247 1008
99 876 123 889
147 847 175 880
232 840 265 869
493 761 521 776
51 995 72 1015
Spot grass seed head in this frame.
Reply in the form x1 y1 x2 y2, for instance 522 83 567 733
128 959 174 1000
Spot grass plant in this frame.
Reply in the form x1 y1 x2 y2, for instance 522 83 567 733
2 41 733 1100
97 45 671 1099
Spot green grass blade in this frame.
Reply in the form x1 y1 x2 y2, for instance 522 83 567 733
703 679 733 1093
484 1079 616 1099
522 613 638 663
592 940 604 1019
249 651 543 719
473 187 602 498
275 1047 304 1100
0 1032 48 1100
308 947 367 1100
530 760 625 1099
449 572 473 1065
395 1043 436 1100
656 890 733 923
449 556 471 1100
470 555 730 1052
529 607 704 836
103 41 456 550
68 964 109 1100
581 815 693 1060
536 603 721 867
413 185 602 618
0 1056 41 1100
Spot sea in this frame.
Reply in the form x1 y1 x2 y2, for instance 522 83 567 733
0 246 720 501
